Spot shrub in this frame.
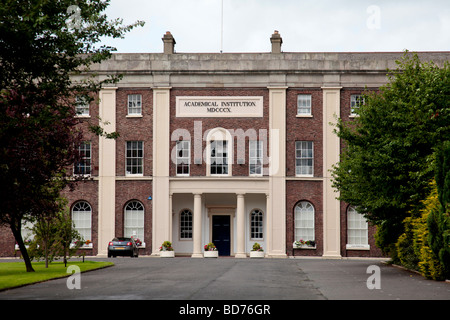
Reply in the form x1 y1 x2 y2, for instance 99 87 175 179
395 181 446 280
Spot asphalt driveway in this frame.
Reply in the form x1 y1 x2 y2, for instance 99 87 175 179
0 257 449 301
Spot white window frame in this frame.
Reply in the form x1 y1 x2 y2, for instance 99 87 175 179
124 201 145 242
176 140 190 176
250 209 264 240
74 142 91 176
180 209 193 240
126 141 143 176
206 128 232 176
350 94 364 116
249 140 263 176
346 206 369 249
295 141 314 177
72 201 92 245
127 94 142 116
297 94 312 116
75 95 90 117
210 140 229 175
294 201 315 242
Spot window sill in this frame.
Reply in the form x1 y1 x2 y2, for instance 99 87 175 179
346 244 370 250
75 115 91 118
296 114 313 118
126 114 143 118
293 245 316 250
208 174 232 178
73 174 92 178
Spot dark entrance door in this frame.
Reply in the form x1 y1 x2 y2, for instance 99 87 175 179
212 215 231 256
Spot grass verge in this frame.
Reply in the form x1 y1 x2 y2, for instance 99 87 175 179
0 260 114 291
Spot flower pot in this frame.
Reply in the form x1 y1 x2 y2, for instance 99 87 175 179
203 251 219 258
293 241 316 249
250 251 265 258
160 250 175 258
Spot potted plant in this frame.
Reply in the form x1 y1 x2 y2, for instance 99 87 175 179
203 242 218 258
250 242 265 258
134 238 142 247
293 239 316 249
160 240 175 257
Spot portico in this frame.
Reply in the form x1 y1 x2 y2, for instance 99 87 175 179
164 178 274 258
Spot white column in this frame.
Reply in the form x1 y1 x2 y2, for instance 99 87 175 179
267 86 287 258
322 87 342 258
265 192 270 257
235 193 246 258
152 87 171 255
97 87 117 257
169 193 173 243
192 193 203 258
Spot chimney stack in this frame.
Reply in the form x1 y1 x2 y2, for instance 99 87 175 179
270 30 282 53
162 31 176 54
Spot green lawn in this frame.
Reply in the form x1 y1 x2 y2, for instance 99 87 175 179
0 260 113 291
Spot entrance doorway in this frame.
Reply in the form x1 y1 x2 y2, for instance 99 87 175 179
212 215 231 256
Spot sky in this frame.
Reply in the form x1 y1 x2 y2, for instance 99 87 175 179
102 0 450 53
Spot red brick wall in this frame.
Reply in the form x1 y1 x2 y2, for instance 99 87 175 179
340 201 384 257
286 88 323 178
286 180 323 256
0 226 16 257
63 180 99 256
115 88 153 177
115 180 153 255
169 88 270 177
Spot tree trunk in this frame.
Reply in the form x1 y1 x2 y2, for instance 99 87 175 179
10 225 35 272
44 239 49 268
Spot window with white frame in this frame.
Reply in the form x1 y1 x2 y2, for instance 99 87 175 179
74 142 91 175
127 94 142 115
21 220 34 244
294 201 315 242
176 140 190 176
250 209 264 240
297 94 312 115
75 95 90 116
210 140 228 175
124 201 144 241
249 140 263 176
350 94 364 116
180 209 193 240
295 141 313 176
126 141 143 175
72 201 92 244
347 206 369 248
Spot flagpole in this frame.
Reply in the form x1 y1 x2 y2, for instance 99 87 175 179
220 0 223 53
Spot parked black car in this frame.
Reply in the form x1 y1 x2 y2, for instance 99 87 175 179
108 237 139 258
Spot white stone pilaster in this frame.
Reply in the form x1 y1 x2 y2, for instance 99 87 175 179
322 87 342 258
267 87 287 258
97 87 117 257
152 88 171 255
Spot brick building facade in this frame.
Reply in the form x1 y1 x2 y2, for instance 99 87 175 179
2 31 449 258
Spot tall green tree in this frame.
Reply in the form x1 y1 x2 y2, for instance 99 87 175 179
0 0 144 272
331 52 450 253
